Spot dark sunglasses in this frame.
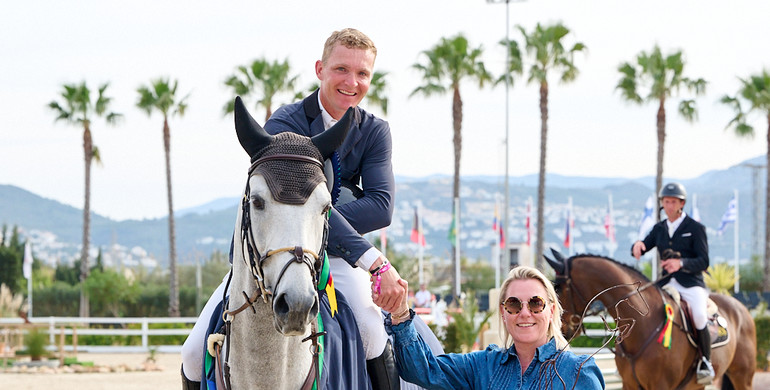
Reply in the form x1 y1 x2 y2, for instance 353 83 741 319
501 296 548 315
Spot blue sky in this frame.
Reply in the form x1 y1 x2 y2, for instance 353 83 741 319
1 0 768 220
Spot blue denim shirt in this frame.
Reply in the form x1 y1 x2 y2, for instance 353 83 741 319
390 320 605 389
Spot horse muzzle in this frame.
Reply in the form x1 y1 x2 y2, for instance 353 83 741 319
272 290 319 335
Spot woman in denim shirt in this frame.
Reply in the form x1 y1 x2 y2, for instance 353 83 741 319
386 266 605 389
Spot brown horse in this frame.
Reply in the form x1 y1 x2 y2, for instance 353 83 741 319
545 250 756 389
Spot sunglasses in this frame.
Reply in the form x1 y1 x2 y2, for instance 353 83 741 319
501 296 548 315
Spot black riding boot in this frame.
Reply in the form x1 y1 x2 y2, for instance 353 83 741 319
696 328 715 385
181 364 201 390
366 340 401 390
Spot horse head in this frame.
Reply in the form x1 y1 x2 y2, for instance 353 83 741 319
233 96 351 336
545 248 586 339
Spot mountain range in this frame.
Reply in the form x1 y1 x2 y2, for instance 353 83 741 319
1 155 765 269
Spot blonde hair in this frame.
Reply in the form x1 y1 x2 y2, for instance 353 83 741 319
321 28 377 64
498 266 569 350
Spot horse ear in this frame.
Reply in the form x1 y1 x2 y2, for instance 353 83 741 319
234 96 272 158
544 247 566 275
312 107 353 158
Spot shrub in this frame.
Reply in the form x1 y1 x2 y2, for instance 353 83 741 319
756 316 770 370
23 327 48 361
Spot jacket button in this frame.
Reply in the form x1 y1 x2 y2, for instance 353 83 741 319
345 251 351 256
336 244 341 249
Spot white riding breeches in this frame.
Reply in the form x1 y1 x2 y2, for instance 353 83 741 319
327 255 388 360
181 257 388 381
666 278 709 330
181 272 230 381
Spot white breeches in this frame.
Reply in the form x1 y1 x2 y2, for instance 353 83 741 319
181 257 388 381
327 255 388 360
181 272 230 381
666 278 709 330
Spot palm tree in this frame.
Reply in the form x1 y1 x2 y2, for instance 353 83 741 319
136 77 190 317
721 69 770 291
617 46 706 219
410 34 492 296
365 71 389 115
517 23 586 269
48 82 121 317
223 57 299 122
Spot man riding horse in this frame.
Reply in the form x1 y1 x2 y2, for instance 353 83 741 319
632 182 714 384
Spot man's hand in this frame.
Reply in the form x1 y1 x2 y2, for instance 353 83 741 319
370 256 406 313
661 258 683 274
632 241 646 259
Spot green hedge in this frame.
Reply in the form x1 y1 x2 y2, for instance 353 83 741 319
756 316 770 370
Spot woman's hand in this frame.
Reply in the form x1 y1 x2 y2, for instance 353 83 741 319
390 279 411 325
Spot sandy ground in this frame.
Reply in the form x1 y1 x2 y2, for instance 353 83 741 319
1 353 768 389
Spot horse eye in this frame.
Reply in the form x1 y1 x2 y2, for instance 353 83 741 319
322 204 331 215
252 195 265 210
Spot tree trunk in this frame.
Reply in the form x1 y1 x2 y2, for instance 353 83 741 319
164 117 180 317
764 113 770 292
655 98 666 278
535 81 549 270
451 86 463 297
79 123 92 318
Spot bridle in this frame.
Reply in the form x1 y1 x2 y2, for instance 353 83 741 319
553 258 597 339
220 153 330 390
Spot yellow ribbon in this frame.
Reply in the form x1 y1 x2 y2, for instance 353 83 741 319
325 274 338 317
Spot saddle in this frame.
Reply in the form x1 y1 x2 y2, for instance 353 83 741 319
662 285 729 349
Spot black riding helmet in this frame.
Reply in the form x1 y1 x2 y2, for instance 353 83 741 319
659 182 687 201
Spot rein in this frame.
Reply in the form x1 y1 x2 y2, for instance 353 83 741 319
218 153 330 390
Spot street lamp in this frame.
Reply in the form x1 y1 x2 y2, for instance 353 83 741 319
486 0 524 286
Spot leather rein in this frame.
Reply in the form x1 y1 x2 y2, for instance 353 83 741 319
220 153 330 390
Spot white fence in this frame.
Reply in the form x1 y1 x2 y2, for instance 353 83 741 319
1 315 622 386
0 316 198 353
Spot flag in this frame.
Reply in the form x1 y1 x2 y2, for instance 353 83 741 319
563 198 573 248
604 194 616 243
23 242 33 280
717 196 737 235
448 208 457 244
410 206 426 246
525 197 532 246
492 203 504 248
690 193 701 222
379 228 387 253
638 195 655 239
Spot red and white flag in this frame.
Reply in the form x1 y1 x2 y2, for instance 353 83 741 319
604 194 616 243
525 197 532 246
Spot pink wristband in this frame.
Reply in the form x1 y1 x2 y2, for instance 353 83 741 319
373 262 391 294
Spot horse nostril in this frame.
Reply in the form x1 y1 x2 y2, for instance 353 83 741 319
273 293 290 316
309 298 319 318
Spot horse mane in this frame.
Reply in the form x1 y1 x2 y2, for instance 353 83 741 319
567 253 650 283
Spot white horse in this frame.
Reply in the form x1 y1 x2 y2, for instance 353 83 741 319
215 96 354 390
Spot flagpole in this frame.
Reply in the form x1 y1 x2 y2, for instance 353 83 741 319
734 189 740 293
567 196 575 256
494 198 501 288
418 204 424 285
24 242 33 318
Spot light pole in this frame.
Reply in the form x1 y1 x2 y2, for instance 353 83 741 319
486 0 523 278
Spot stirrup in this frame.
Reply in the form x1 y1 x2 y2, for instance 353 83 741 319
696 357 714 385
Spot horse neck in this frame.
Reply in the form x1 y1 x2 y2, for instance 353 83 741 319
227 213 313 389
572 258 664 344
